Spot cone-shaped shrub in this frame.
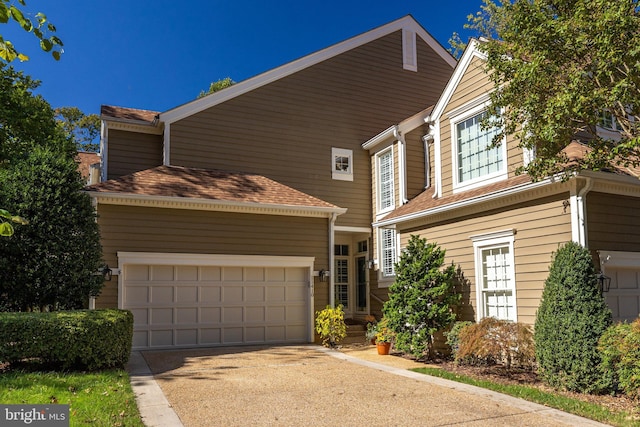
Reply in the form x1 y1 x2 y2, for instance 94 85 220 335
382 235 459 359
534 241 611 393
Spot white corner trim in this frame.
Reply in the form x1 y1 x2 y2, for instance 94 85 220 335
100 121 108 183
161 16 455 124
163 122 170 166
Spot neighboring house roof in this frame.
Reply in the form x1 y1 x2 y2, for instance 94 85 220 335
563 140 640 177
75 152 100 180
85 165 346 217
160 15 456 124
100 105 160 124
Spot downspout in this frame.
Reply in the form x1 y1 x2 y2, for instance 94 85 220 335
570 177 593 247
393 127 408 204
422 129 433 189
329 213 337 307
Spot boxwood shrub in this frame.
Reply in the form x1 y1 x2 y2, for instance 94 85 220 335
0 309 133 370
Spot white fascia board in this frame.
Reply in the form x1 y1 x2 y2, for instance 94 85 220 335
429 39 486 121
362 108 433 151
372 177 554 228
161 16 455 125
87 191 347 218
362 125 397 150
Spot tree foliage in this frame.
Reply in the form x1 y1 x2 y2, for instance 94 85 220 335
0 63 74 164
382 235 459 360
0 0 63 62
534 241 612 393
0 147 103 311
460 0 640 180
55 107 101 152
198 77 235 98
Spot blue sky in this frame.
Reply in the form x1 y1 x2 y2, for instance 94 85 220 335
4 0 481 116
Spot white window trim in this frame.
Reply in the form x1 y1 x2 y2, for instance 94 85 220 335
376 146 395 216
378 226 398 286
450 99 508 194
471 229 517 322
332 147 353 181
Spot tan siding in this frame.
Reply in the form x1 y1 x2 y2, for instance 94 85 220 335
588 192 640 253
107 130 162 179
399 194 572 325
169 31 453 229
95 204 329 311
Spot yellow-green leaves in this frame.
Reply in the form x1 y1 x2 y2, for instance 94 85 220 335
0 0 63 63
0 208 28 237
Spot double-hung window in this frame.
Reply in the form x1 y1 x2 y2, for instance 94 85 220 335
472 230 517 322
451 105 506 192
380 227 397 278
377 148 394 213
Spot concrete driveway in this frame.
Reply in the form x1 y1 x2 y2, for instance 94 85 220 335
128 345 607 427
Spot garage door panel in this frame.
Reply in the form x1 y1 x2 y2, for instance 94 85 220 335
123 260 311 350
606 266 640 323
152 265 174 281
151 287 174 303
176 286 198 302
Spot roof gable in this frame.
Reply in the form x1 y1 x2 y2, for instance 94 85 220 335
160 15 456 124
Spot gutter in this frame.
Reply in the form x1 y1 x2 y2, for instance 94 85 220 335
571 177 593 247
373 177 557 228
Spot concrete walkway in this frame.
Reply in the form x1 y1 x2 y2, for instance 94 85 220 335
127 345 609 427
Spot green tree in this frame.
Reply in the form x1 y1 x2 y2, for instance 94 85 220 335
55 107 101 152
198 77 235 98
0 63 73 164
534 241 611 393
0 147 103 311
382 235 459 360
459 0 640 181
0 0 62 62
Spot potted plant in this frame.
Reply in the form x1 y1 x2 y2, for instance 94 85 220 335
375 318 394 355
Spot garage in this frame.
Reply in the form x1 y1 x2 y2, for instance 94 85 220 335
117 252 315 350
599 250 640 323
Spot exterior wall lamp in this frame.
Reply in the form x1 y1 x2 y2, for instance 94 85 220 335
597 272 611 295
102 264 113 281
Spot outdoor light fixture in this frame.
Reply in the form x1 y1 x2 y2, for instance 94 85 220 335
597 272 611 295
319 269 329 282
102 264 113 281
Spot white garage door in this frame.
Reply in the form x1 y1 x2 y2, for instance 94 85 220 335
118 253 315 350
599 250 640 323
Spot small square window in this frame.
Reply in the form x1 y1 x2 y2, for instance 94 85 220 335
332 148 353 181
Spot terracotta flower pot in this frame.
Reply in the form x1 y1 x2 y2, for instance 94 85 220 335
376 342 391 355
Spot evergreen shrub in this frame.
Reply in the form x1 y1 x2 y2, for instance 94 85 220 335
0 309 133 370
534 241 611 393
382 235 459 359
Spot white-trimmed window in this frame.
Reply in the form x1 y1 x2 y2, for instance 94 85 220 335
380 227 397 278
332 148 353 181
451 105 507 192
376 148 394 213
472 230 517 322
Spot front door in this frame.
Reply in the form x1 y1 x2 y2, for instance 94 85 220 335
334 243 369 317
356 256 368 313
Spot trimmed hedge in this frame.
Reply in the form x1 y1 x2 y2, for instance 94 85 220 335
0 309 133 370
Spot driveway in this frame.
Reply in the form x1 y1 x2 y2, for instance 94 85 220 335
128 345 607 427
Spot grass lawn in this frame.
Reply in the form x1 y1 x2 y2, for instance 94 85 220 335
0 368 144 427
413 366 640 427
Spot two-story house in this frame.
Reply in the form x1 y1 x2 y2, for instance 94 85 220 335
365 39 640 327
86 16 457 350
